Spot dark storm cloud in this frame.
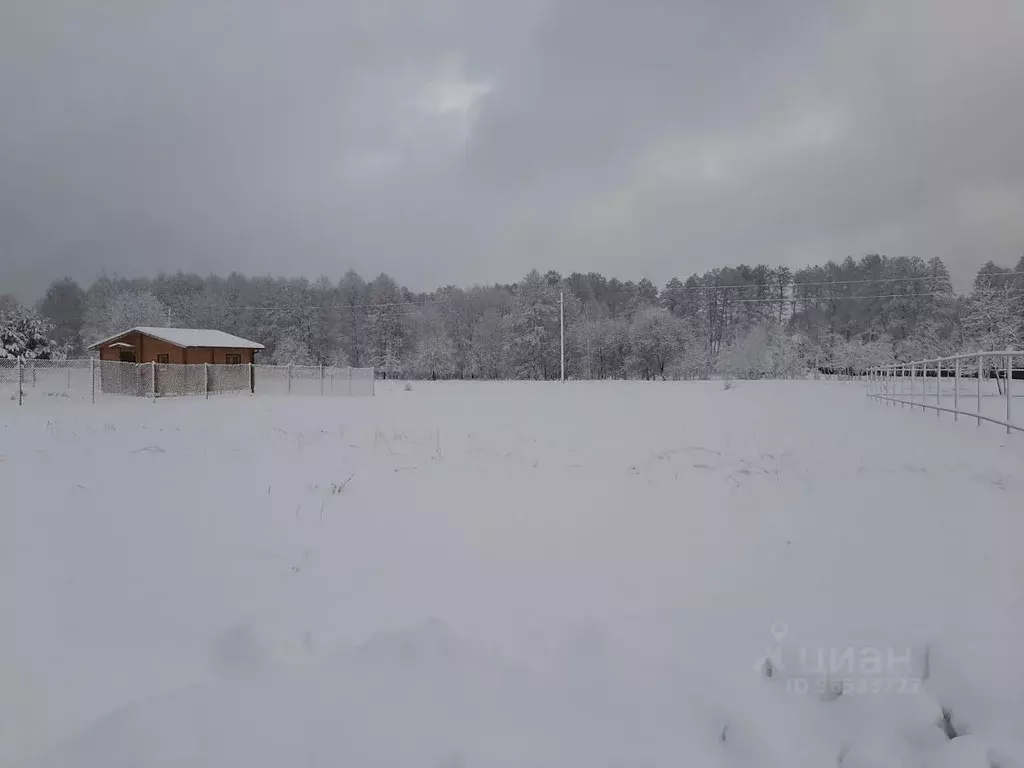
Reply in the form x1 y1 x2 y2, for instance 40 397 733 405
2 0 1024 300
465 0 1024 288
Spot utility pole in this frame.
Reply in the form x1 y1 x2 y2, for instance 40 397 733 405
560 291 565 383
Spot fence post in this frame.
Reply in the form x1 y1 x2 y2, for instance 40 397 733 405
1006 352 1012 435
68 363 72 390
348 366 353 396
287 364 292 394
902 364 907 406
954 358 960 421
150 361 156 402
31 359 36 388
17 359 23 406
320 364 324 396
977 354 983 427
249 362 254 396
936 360 941 417
205 362 210 399
90 358 96 403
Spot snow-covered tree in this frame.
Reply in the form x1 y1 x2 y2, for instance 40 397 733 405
567 316 631 379
0 304 58 360
568 317 605 379
766 326 807 378
83 287 170 342
961 287 1021 353
366 273 411 376
271 332 314 365
110 290 170 330
666 338 712 380
37 277 86 357
505 270 561 379
625 308 690 380
379 344 404 380
327 348 350 367
337 270 369 366
467 308 507 379
411 316 457 380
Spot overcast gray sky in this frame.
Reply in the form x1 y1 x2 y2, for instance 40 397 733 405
3 0 1024 300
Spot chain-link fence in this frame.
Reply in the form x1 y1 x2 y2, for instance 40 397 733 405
2 359 374 405
1 358 96 403
253 364 374 397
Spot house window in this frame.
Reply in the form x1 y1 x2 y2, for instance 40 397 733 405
225 353 242 365
156 354 169 364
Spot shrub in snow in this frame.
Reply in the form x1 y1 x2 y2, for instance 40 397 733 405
718 324 806 380
0 304 57 359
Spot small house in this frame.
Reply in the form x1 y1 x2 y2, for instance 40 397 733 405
88 327 265 396
88 327 264 365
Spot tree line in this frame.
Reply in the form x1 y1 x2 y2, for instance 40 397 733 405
3 253 1024 379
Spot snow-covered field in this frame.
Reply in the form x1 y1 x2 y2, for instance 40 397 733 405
6 380 1024 767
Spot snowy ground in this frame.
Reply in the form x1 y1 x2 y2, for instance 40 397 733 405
5 380 1024 767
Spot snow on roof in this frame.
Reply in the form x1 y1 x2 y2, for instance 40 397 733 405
88 327 264 350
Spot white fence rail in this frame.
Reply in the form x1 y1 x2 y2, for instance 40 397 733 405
0 359 374 405
866 351 1022 434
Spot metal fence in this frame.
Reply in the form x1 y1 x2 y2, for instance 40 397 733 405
252 363 374 397
0 359 374 404
866 351 1022 434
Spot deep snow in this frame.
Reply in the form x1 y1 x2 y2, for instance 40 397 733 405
5 380 1024 767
